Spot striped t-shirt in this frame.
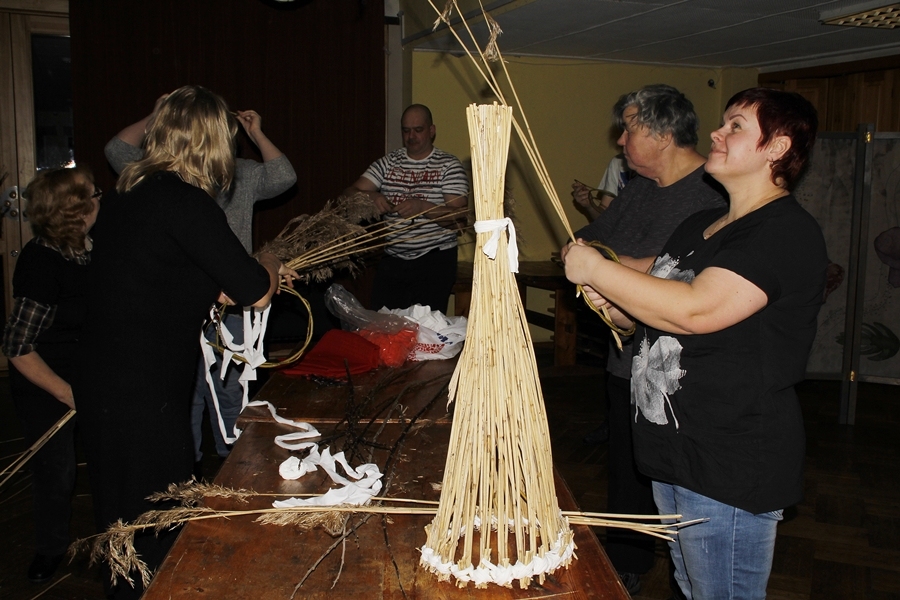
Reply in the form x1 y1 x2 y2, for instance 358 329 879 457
362 147 469 260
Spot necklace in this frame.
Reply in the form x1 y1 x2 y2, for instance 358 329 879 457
703 189 788 240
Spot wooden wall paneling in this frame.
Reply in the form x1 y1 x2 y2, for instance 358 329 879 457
763 57 900 133
827 75 856 133
858 70 895 132
69 0 385 252
785 78 829 128
892 70 900 132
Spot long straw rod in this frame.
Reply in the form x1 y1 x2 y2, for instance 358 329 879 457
0 409 75 489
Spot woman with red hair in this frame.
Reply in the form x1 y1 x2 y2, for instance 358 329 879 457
564 88 827 599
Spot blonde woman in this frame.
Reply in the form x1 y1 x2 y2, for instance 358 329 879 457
73 85 296 599
564 88 827 599
2 166 99 584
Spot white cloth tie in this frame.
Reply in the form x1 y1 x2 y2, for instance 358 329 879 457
474 217 518 273
200 304 272 445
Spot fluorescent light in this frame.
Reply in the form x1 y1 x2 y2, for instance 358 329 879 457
821 1 900 28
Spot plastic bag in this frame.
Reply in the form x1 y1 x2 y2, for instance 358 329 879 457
379 304 467 361
324 284 418 367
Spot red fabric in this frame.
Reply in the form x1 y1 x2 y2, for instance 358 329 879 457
358 327 418 368
281 329 380 378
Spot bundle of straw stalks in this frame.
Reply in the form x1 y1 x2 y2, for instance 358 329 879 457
420 103 573 589
257 191 470 284
221 191 467 369
256 191 382 283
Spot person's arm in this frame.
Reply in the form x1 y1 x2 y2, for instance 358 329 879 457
114 115 152 147
115 93 169 147
391 155 469 229
617 255 655 274
236 110 283 162
105 94 168 174
579 284 636 330
2 295 74 409
251 252 298 308
392 193 468 230
572 182 604 221
345 176 393 215
216 252 298 309
9 353 74 409
563 240 768 335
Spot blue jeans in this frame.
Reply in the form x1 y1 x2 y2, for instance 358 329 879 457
652 482 782 600
192 313 245 460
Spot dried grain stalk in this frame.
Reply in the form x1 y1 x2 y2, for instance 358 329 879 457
256 192 380 283
71 475 696 590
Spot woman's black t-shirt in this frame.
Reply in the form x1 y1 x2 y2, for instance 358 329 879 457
631 195 828 514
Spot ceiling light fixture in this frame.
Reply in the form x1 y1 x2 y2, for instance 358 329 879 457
820 1 900 28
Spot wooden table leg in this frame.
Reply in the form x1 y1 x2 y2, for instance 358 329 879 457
553 287 577 366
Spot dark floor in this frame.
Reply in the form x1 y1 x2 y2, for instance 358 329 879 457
1 346 899 599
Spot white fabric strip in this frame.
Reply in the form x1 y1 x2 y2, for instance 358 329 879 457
473 217 518 273
230 399 383 508
275 445 383 507
420 524 575 586
200 304 272 446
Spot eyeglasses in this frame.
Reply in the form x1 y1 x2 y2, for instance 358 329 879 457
91 187 103 200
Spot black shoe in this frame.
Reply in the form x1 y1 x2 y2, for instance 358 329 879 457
618 571 641 595
583 421 610 445
28 553 64 584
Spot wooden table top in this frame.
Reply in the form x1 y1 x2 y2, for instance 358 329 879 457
143 359 630 599
242 360 456 426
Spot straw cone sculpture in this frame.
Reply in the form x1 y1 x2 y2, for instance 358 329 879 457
420 104 574 589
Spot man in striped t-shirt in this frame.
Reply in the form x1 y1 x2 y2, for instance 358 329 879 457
346 104 469 313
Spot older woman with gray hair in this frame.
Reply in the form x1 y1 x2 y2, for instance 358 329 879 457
562 83 727 594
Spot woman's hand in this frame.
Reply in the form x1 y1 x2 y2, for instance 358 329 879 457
582 284 635 329
235 110 263 138
572 181 592 209
58 384 75 410
277 264 300 290
562 239 605 287
581 284 612 311
217 291 235 306
9 353 76 410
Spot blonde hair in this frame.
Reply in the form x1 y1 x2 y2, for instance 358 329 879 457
24 165 95 256
117 85 237 197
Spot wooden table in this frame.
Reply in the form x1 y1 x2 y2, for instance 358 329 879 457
453 261 578 366
143 359 629 599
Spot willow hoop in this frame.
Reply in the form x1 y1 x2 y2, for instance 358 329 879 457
579 241 637 338
207 284 314 369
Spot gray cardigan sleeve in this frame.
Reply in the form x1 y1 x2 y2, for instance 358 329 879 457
104 137 143 175
238 154 297 201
